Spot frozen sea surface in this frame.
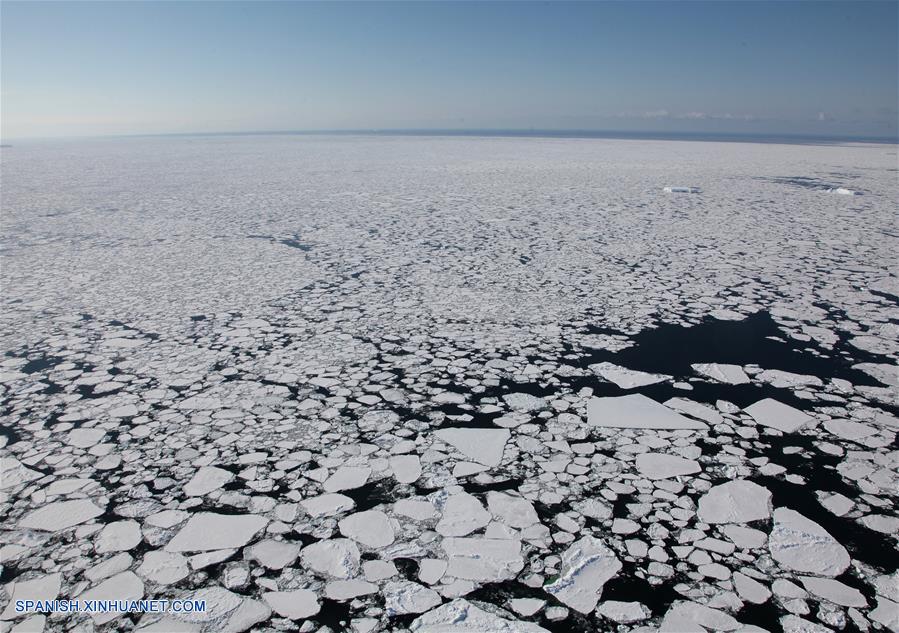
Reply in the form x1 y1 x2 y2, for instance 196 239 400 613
1 135 897 633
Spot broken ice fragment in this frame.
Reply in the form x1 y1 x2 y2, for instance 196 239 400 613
435 427 510 467
587 394 707 430
263 589 320 620
697 480 772 524
410 599 550 632
19 499 104 532
300 538 361 578
691 363 750 385
590 362 669 389
323 466 371 492
745 398 814 433
768 508 850 576
545 536 622 613
165 513 268 552
635 452 701 480
383 580 442 616
339 510 396 548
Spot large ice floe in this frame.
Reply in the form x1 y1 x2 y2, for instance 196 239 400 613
1 135 897 632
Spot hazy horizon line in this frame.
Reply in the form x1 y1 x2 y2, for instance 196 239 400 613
3 128 898 146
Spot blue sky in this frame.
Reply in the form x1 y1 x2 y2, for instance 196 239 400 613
2 1 897 139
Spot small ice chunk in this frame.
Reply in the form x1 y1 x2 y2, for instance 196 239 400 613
442 537 524 582
768 508 849 576
410 599 550 632
587 394 707 430
300 538 361 578
19 499 104 532
435 428 510 467
325 579 378 600
95 520 142 553
0 573 61 620
383 580 442 616
745 399 814 433
323 466 371 492
697 480 772 524
597 600 651 623
165 513 268 552
486 491 539 528
246 539 301 569
301 493 355 518
339 510 396 548
659 601 739 632
79 572 144 624
503 392 546 412
635 453 701 480
390 455 422 483
184 466 233 496
136 551 189 585
66 428 106 448
263 589 320 620
589 362 669 389
691 363 750 385
545 536 622 614
663 186 701 193
436 493 491 536
799 577 866 607
733 572 771 604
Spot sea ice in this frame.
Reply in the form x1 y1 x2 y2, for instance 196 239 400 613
587 394 708 430
410 599 550 632
635 452 701 480
339 510 396 548
589 361 669 389
300 538 361 578
18 499 104 532
434 428 510 467
545 536 622 613
691 363 751 384
768 508 850 576
165 513 268 552
697 480 772 523
745 398 815 433
263 589 320 619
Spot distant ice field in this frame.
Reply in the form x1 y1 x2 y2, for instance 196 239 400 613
0 136 897 633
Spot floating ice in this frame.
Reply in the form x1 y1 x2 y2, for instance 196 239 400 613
300 493 355 518
323 465 371 492
300 538 361 579
442 537 524 582
635 452 701 480
545 536 622 613
0 573 61 620
383 580 442 616
697 480 772 524
436 493 491 536
79 571 144 624
165 513 268 552
263 589 320 619
18 499 104 532
410 599 550 632
183 466 233 496
664 186 701 193
339 510 396 548
587 394 708 430
589 362 669 389
768 508 850 576
691 362 751 384
434 427 510 467
745 398 815 433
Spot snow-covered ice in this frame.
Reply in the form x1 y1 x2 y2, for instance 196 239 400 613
1 135 896 632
